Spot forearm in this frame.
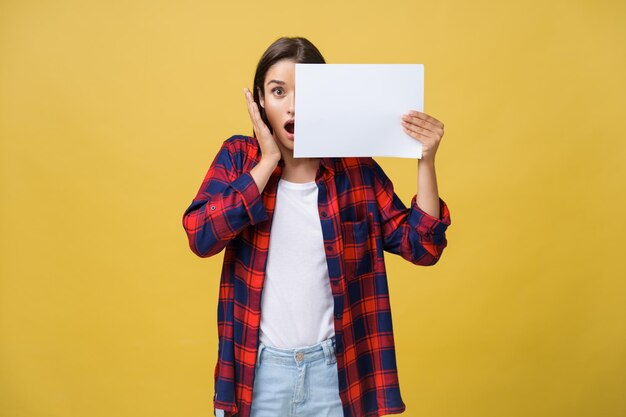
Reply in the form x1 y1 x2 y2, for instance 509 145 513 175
416 158 440 219
251 157 279 193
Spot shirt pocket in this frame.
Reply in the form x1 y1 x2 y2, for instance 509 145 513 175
341 216 374 279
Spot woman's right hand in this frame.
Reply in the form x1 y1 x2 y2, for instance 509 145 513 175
244 87 282 164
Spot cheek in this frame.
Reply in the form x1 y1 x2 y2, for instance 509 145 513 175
263 103 282 127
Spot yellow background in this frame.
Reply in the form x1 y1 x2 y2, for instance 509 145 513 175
1 0 625 416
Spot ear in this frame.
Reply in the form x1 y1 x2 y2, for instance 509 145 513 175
257 87 264 108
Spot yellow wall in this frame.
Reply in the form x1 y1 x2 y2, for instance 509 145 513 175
1 0 624 416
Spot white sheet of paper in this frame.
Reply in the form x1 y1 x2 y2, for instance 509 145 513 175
293 64 424 159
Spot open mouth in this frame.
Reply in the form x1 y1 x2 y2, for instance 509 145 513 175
284 120 295 134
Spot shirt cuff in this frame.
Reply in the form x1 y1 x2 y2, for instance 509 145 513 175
408 196 451 237
230 171 268 225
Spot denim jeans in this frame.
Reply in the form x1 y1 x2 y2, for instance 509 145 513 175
215 335 343 417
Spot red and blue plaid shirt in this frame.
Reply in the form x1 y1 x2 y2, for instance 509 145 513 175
182 135 451 417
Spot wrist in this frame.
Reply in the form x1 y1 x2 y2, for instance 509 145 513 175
418 157 435 168
259 156 280 168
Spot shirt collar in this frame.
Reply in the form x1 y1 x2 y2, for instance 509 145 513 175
320 157 336 175
277 157 336 176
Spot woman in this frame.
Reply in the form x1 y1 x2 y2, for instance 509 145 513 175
182 36 451 417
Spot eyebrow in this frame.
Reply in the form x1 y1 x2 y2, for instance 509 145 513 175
266 80 285 86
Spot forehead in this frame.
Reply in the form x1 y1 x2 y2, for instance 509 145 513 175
265 59 296 85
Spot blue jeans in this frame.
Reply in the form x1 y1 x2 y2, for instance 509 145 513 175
215 336 343 417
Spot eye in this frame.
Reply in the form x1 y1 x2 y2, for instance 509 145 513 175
272 87 284 96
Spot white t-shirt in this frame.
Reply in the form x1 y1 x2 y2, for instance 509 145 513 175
258 178 335 349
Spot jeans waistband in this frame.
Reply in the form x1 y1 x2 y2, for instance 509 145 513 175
256 335 337 367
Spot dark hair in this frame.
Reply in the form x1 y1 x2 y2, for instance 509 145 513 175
251 36 326 137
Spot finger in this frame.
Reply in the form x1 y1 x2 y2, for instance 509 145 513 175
244 89 260 119
405 118 443 136
403 127 424 144
406 110 443 128
244 88 272 138
250 100 265 129
249 99 271 136
403 129 436 153
405 110 444 129
402 114 440 134
244 87 253 106
402 122 437 141
244 88 255 116
244 88 261 126
244 89 263 136
401 118 439 136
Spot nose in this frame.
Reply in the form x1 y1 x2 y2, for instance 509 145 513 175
288 92 295 115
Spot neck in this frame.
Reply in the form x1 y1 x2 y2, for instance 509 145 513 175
280 150 320 183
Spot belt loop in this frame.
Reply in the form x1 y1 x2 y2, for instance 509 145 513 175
256 343 265 367
322 338 336 365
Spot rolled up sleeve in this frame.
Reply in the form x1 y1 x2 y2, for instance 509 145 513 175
182 140 268 258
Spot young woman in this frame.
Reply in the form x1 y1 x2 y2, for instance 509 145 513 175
182 36 451 417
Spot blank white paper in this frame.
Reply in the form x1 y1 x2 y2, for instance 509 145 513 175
293 64 424 159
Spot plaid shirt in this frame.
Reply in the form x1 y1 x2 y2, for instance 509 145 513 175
182 135 451 417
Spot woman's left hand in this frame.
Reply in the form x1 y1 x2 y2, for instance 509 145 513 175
401 110 444 164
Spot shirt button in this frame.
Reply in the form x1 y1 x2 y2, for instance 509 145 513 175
326 245 333 251
321 211 327 217
210 205 216 211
